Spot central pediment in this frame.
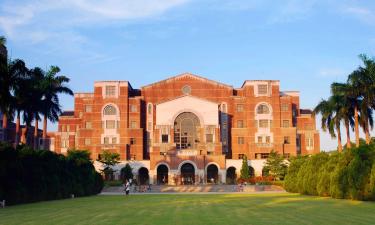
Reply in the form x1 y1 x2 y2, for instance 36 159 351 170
156 95 219 126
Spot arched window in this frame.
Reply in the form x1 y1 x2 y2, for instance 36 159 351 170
257 104 270 114
103 105 117 115
174 112 200 150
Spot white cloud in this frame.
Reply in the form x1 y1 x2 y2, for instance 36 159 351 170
317 68 347 78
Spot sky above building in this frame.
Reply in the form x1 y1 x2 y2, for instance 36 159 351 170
1 0 375 150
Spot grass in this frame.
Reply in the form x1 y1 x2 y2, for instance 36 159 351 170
1 193 375 225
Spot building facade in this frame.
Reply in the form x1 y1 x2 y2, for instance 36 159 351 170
53 73 320 184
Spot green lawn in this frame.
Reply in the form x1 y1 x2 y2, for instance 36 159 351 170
1 193 375 225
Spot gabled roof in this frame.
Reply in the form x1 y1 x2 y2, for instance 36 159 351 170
156 94 220 105
141 72 233 89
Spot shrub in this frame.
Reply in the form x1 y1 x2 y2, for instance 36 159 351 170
0 144 103 205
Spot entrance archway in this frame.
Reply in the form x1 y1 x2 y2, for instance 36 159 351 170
157 164 169 185
249 166 255 178
180 163 195 185
138 167 149 185
207 164 219 184
174 112 200 150
226 167 236 184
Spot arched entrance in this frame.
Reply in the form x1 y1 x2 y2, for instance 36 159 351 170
226 167 236 184
249 166 255 178
207 164 219 184
138 167 149 185
174 112 200 150
180 163 195 185
157 165 169 185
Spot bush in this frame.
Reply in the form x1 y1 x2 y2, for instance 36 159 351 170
285 143 375 201
0 144 103 205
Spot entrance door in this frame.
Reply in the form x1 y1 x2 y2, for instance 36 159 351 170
207 164 219 184
138 167 149 185
157 165 169 185
180 163 195 185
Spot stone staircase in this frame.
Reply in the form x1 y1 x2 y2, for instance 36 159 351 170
103 185 284 193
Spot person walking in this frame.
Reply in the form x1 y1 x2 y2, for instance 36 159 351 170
125 180 130 196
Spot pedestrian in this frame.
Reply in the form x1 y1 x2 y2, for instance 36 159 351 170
125 180 130 196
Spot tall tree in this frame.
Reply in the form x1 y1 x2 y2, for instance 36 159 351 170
98 150 120 181
240 155 250 180
263 150 288 180
39 66 73 148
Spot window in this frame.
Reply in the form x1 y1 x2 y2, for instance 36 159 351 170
148 104 152 114
255 153 269 159
162 135 169 143
254 120 258 128
306 138 313 148
130 105 137 112
237 120 244 128
106 120 116 129
282 120 290 128
105 86 116 96
257 104 270 114
259 120 268 128
266 136 270 144
103 105 117 115
84 138 91 146
85 105 92 112
67 125 70 132
258 84 268 95
238 154 245 159
130 138 136 145
104 137 109 144
148 122 152 131
238 137 245 145
281 104 288 111
257 136 262 143
236 104 244 112
206 134 213 143
284 136 290 144
61 139 68 148
112 137 117 144
85 122 92 129
130 121 137 129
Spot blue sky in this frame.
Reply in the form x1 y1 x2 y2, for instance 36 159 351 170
1 0 375 150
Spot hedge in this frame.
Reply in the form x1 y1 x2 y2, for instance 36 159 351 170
284 144 375 201
0 143 103 205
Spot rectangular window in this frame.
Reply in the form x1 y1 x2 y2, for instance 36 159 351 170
282 120 290 128
104 137 109 144
112 137 117 144
258 84 268 95
61 139 68 148
237 120 244 128
238 154 245 159
85 105 92 112
130 121 137 129
67 125 70 132
254 120 258 128
259 120 268 128
257 136 263 143
105 86 116 96
84 138 91 146
238 137 245 145
256 153 269 159
266 136 270 144
281 104 289 111
284 136 290 144
162 134 169 143
206 134 213 143
236 104 244 112
130 138 136 145
130 105 137 112
148 122 152 131
106 120 116 129
85 122 92 129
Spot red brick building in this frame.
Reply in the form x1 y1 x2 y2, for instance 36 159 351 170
52 73 320 184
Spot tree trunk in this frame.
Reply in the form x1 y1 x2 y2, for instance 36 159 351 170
354 106 360 147
15 111 20 146
22 124 29 145
2 114 7 142
336 122 342 152
345 119 351 149
42 115 47 149
34 114 38 149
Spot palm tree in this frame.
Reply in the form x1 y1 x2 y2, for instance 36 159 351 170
347 54 375 145
331 82 355 149
313 98 340 150
39 66 73 148
0 36 5 45
0 59 28 142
